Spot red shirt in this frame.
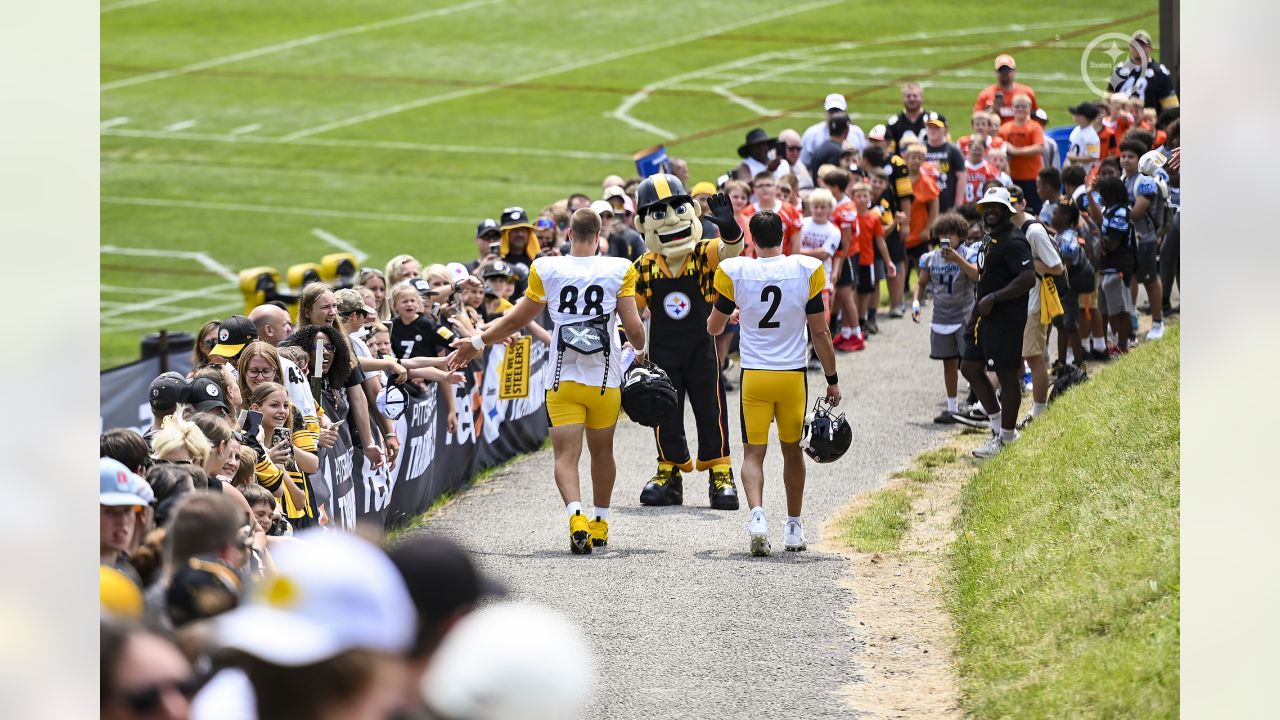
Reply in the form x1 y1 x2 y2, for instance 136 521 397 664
974 82 1039 122
832 199 859 257
963 161 1001 204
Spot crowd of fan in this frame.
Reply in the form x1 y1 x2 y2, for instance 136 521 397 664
100 31 1180 718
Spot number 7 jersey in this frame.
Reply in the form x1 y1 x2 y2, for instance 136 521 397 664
526 254 638 388
714 254 825 371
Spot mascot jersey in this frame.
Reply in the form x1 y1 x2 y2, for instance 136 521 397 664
633 239 721 354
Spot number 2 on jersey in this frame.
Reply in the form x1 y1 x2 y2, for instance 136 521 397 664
759 285 782 329
558 284 605 315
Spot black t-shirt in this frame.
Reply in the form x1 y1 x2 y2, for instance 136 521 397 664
390 314 453 360
699 216 720 240
809 139 844 175
887 110 928 153
975 222 1033 320
925 142 965 211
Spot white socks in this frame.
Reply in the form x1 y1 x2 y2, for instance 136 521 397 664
1091 337 1105 352
946 397 958 412
592 506 610 520
989 414 1001 433
787 515 802 526
840 327 854 339
1031 401 1048 417
751 506 765 518
566 501 582 517
1000 428 1018 442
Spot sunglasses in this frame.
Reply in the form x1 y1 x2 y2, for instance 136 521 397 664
152 458 193 466
116 678 201 714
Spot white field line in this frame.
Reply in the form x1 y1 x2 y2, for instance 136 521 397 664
99 283 238 319
163 120 197 132
311 228 367 262
101 0 166 13
103 196 475 224
101 0 505 92
99 128 742 165
712 87 777 117
230 123 262 135
282 0 844 141
102 284 194 296
101 244 238 283
780 76 1087 94
101 116 130 130
103 301 245 334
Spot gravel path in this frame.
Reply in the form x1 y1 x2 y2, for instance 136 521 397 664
421 313 955 719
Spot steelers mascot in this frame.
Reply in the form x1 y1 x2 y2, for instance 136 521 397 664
631 173 745 509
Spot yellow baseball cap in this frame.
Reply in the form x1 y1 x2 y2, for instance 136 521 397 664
690 181 717 198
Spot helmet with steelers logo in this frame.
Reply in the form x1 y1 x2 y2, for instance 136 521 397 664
635 173 693 219
801 398 852 464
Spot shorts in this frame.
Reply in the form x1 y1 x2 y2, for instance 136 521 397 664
963 313 1023 371
1098 272 1135 317
1022 313 1048 357
1077 283 1098 310
885 231 906 264
835 255 857 289
1054 292 1080 331
740 369 807 445
857 262 877 294
1133 242 1159 283
545 381 621 429
929 327 964 360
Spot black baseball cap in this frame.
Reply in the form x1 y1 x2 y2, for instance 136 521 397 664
210 315 257 359
387 535 504 655
925 111 948 127
181 378 230 413
500 207 533 229
481 260 513 279
476 219 500 238
167 555 242 629
410 277 439 297
149 372 187 409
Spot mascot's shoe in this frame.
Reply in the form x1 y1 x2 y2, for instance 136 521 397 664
640 467 684 506
569 511 593 555
708 468 740 510
588 516 609 548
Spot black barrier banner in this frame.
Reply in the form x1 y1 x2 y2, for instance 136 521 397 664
316 393 356 531
99 352 194 433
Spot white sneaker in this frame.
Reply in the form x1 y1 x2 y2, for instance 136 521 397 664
972 432 1006 459
748 512 770 557
1146 322 1165 341
783 520 807 552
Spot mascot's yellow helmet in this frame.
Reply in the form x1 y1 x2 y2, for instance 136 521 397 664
635 174 692 219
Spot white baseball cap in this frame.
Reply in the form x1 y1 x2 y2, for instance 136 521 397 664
975 186 1017 213
589 200 615 216
824 93 848 112
445 262 471 283
215 530 415 666
422 602 592 720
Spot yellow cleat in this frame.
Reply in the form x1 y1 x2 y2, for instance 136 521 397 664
569 510 592 555
588 516 609 547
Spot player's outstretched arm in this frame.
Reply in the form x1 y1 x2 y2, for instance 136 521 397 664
446 296 545 369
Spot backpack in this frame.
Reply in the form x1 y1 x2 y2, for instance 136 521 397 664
1050 363 1089 401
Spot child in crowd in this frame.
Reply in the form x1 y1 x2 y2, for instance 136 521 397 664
1050 199 1090 368
852 180 895 336
911 213 978 423
389 280 456 360
248 381 318 530
795 188 843 310
986 146 1013 187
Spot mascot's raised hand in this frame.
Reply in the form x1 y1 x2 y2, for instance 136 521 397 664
706 192 743 244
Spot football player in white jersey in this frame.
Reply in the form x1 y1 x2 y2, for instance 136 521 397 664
708 211 842 556
447 209 646 554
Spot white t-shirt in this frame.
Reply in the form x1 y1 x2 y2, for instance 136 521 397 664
715 254 825 370
797 218 842 290
278 356 318 421
525 255 636 388
1022 220 1062 316
1067 125 1101 173
743 155 792 181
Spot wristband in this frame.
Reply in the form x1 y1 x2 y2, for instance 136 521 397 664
470 334 485 350
826 373 839 386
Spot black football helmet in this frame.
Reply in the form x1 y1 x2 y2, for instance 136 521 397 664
620 361 679 428
635 173 692 219
801 398 851 463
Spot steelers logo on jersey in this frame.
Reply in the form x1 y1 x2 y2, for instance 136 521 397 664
663 292 692 320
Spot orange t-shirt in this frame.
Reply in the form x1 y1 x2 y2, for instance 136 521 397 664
998 119 1045 181
853 210 884 266
906 173 939 248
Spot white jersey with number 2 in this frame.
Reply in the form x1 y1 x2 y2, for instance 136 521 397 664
714 254 825 371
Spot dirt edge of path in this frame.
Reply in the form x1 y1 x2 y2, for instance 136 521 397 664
817 433 984 720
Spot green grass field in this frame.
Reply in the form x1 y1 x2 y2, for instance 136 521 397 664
101 0 1157 367
949 326 1180 717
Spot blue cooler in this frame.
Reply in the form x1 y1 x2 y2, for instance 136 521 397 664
1046 126 1073 166
634 145 668 177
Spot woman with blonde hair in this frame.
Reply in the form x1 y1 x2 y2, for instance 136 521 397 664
151 415 212 468
385 254 420 291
